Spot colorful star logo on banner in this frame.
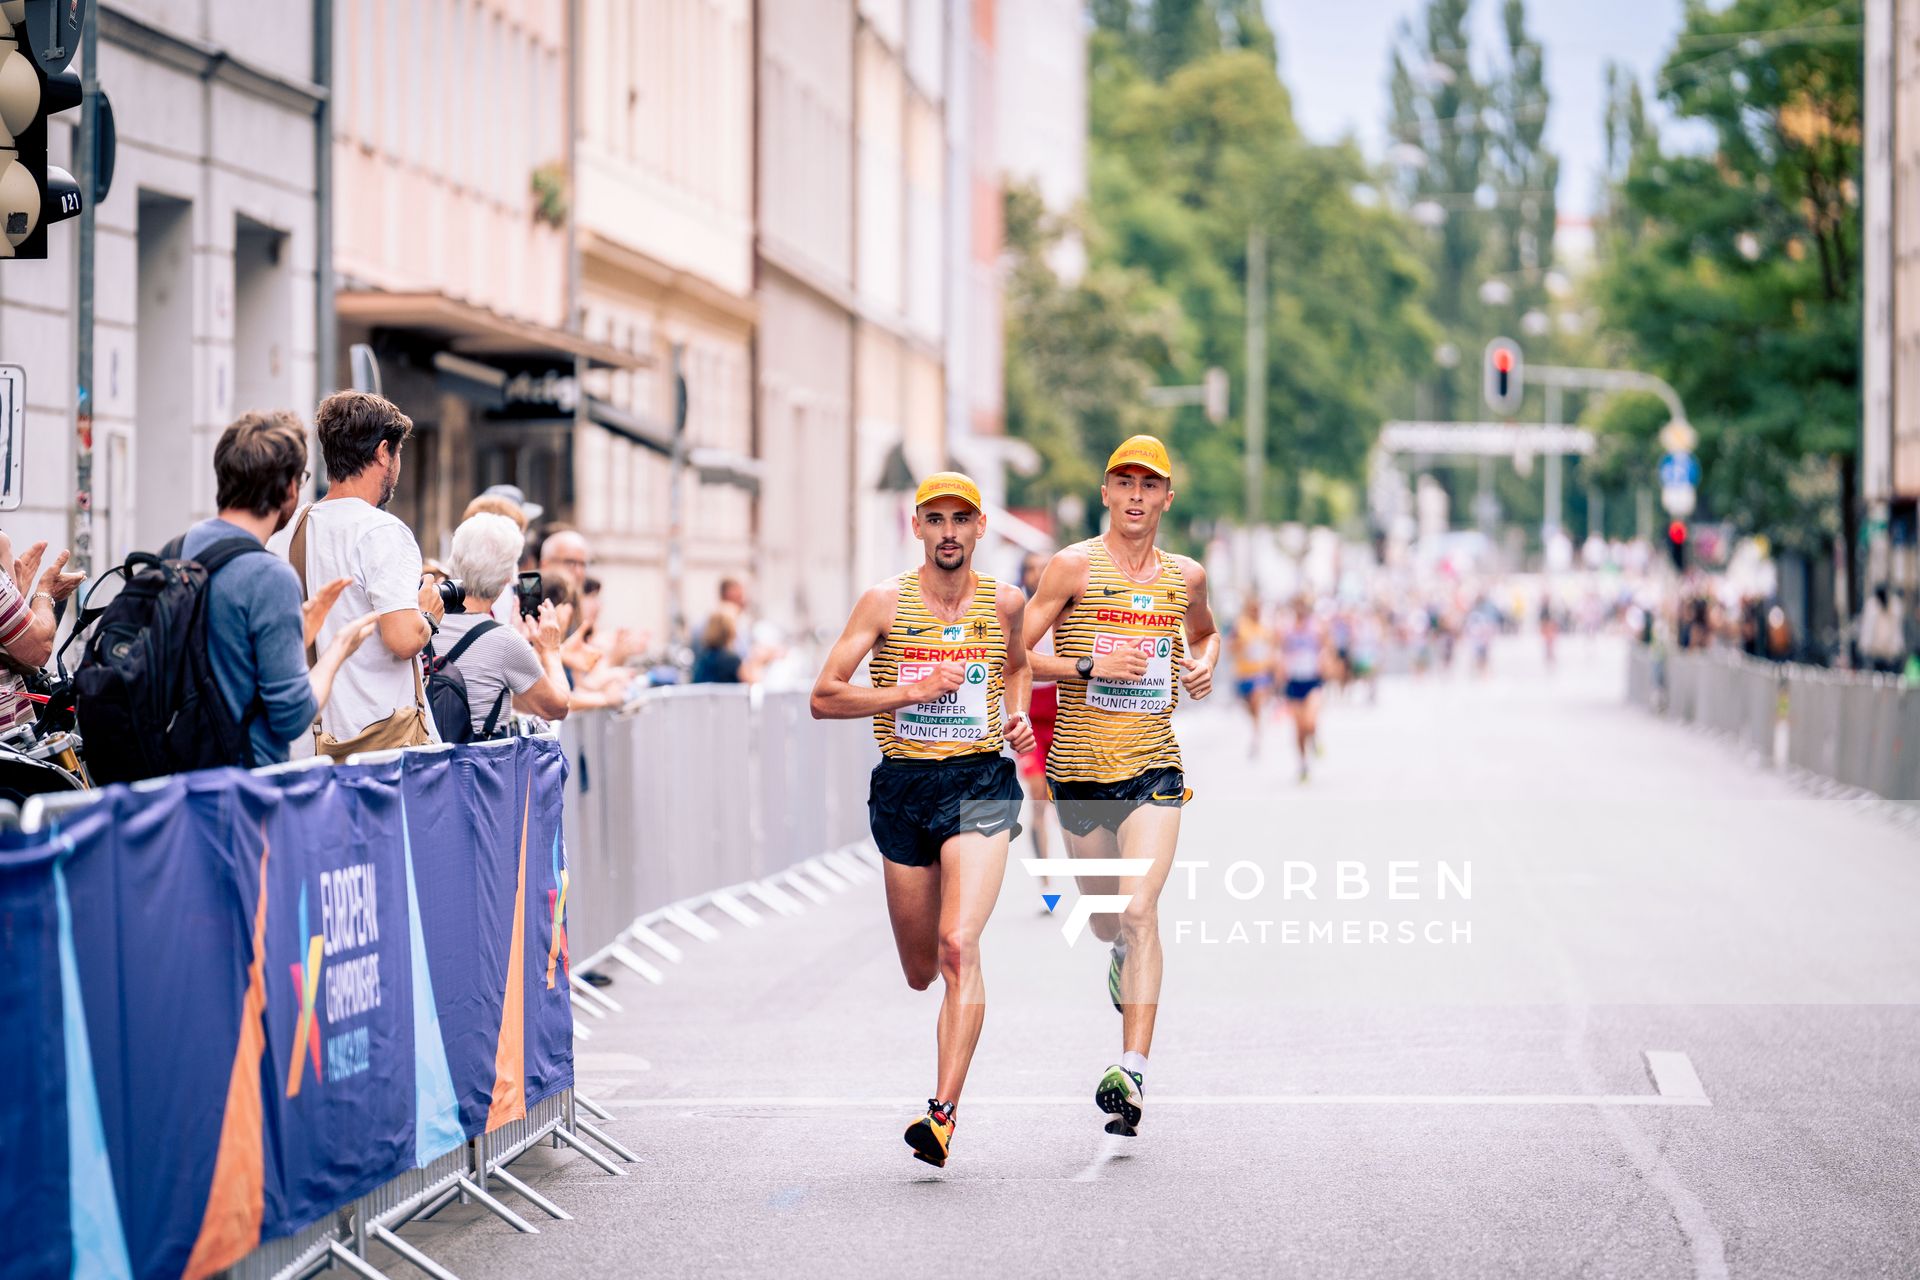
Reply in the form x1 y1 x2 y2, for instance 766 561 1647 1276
286 881 324 1097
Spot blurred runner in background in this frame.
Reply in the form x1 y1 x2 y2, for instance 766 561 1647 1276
1278 600 1326 783
1228 597 1273 758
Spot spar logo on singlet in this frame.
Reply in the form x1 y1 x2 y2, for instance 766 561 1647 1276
895 658 991 742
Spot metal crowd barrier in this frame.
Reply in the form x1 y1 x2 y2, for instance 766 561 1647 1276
1625 643 1657 711
11 734 637 1280
560 684 879 971
1632 646 1920 805
6 687 875 1278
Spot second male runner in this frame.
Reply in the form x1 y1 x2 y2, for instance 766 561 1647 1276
1023 435 1220 1136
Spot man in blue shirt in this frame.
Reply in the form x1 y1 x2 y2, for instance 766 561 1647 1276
179 410 378 765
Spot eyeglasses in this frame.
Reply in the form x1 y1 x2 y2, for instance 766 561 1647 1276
554 557 589 571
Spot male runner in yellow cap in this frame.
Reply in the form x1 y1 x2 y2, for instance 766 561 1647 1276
1022 435 1220 1136
810 471 1036 1168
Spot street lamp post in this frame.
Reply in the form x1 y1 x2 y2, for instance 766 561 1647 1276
1244 225 1266 570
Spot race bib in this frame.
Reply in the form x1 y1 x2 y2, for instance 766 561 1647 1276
895 660 991 742
1086 633 1174 713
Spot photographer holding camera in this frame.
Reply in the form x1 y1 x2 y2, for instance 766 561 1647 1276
277 391 444 758
433 513 572 737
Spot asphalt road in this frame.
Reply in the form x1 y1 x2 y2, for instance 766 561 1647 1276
374 635 1920 1280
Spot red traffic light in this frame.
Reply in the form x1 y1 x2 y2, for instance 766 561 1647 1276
1492 348 1514 374
1667 520 1687 545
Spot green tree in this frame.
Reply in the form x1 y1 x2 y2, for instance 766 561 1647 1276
1092 0 1279 81
1390 0 1488 422
1389 0 1560 423
1591 0 1861 567
1091 46 1436 524
1003 182 1182 522
1489 0 1557 313
1005 8 1436 534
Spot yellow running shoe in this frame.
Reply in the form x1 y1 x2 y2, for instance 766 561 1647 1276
904 1099 956 1167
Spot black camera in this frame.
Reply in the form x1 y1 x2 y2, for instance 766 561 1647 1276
435 578 465 614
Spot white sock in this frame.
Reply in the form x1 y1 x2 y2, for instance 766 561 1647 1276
1120 1051 1148 1077
1112 938 1130 959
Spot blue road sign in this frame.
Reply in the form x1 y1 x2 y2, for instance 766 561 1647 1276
1659 452 1700 488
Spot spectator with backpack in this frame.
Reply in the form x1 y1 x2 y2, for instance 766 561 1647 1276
428 512 571 741
177 411 380 764
73 412 379 781
275 391 445 759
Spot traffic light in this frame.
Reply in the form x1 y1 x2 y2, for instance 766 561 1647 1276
1666 519 1687 571
0 1 90 260
1483 337 1523 415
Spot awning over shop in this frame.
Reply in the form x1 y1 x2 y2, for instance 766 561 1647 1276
578 396 764 495
337 290 649 371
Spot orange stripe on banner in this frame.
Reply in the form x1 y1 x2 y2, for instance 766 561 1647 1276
183 828 272 1279
486 781 530 1132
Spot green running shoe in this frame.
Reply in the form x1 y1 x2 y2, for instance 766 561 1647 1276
1095 1064 1144 1135
1108 944 1124 1013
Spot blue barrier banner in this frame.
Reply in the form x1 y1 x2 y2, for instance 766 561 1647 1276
263 765 416 1239
0 737 572 1279
0 833 76 1280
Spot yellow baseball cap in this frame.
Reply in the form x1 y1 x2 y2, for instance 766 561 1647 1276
914 471 983 511
1105 434 1173 480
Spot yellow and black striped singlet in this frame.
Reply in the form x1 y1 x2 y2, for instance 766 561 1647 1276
869 570 1006 761
1047 538 1188 783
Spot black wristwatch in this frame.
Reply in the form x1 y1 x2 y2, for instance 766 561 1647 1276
1076 655 1094 680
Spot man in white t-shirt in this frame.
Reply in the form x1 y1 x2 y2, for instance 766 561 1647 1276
272 391 445 744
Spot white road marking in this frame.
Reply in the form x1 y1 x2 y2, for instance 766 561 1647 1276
604 1092 1711 1109
1644 1050 1707 1100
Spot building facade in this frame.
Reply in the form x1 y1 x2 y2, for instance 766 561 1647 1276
574 0 758 644
2 1 325 575
1868 0 1920 592
996 0 1085 283
9 2 1081 657
756 0 857 638
330 0 645 570
848 0 950 590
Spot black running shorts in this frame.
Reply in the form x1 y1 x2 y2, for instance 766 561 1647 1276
868 752 1025 867
1049 767 1190 838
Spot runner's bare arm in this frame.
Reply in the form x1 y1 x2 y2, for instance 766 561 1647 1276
810 584 961 719
1176 556 1221 700
997 581 1037 754
1023 548 1091 682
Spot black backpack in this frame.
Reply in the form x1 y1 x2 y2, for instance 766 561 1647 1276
72 537 266 783
424 620 511 744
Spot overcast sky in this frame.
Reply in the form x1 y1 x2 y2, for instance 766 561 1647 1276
1265 0 1693 218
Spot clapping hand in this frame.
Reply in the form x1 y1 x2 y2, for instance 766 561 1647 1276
302 577 352 650
34 549 85 604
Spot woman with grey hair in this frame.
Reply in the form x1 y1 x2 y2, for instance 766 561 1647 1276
434 512 572 737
